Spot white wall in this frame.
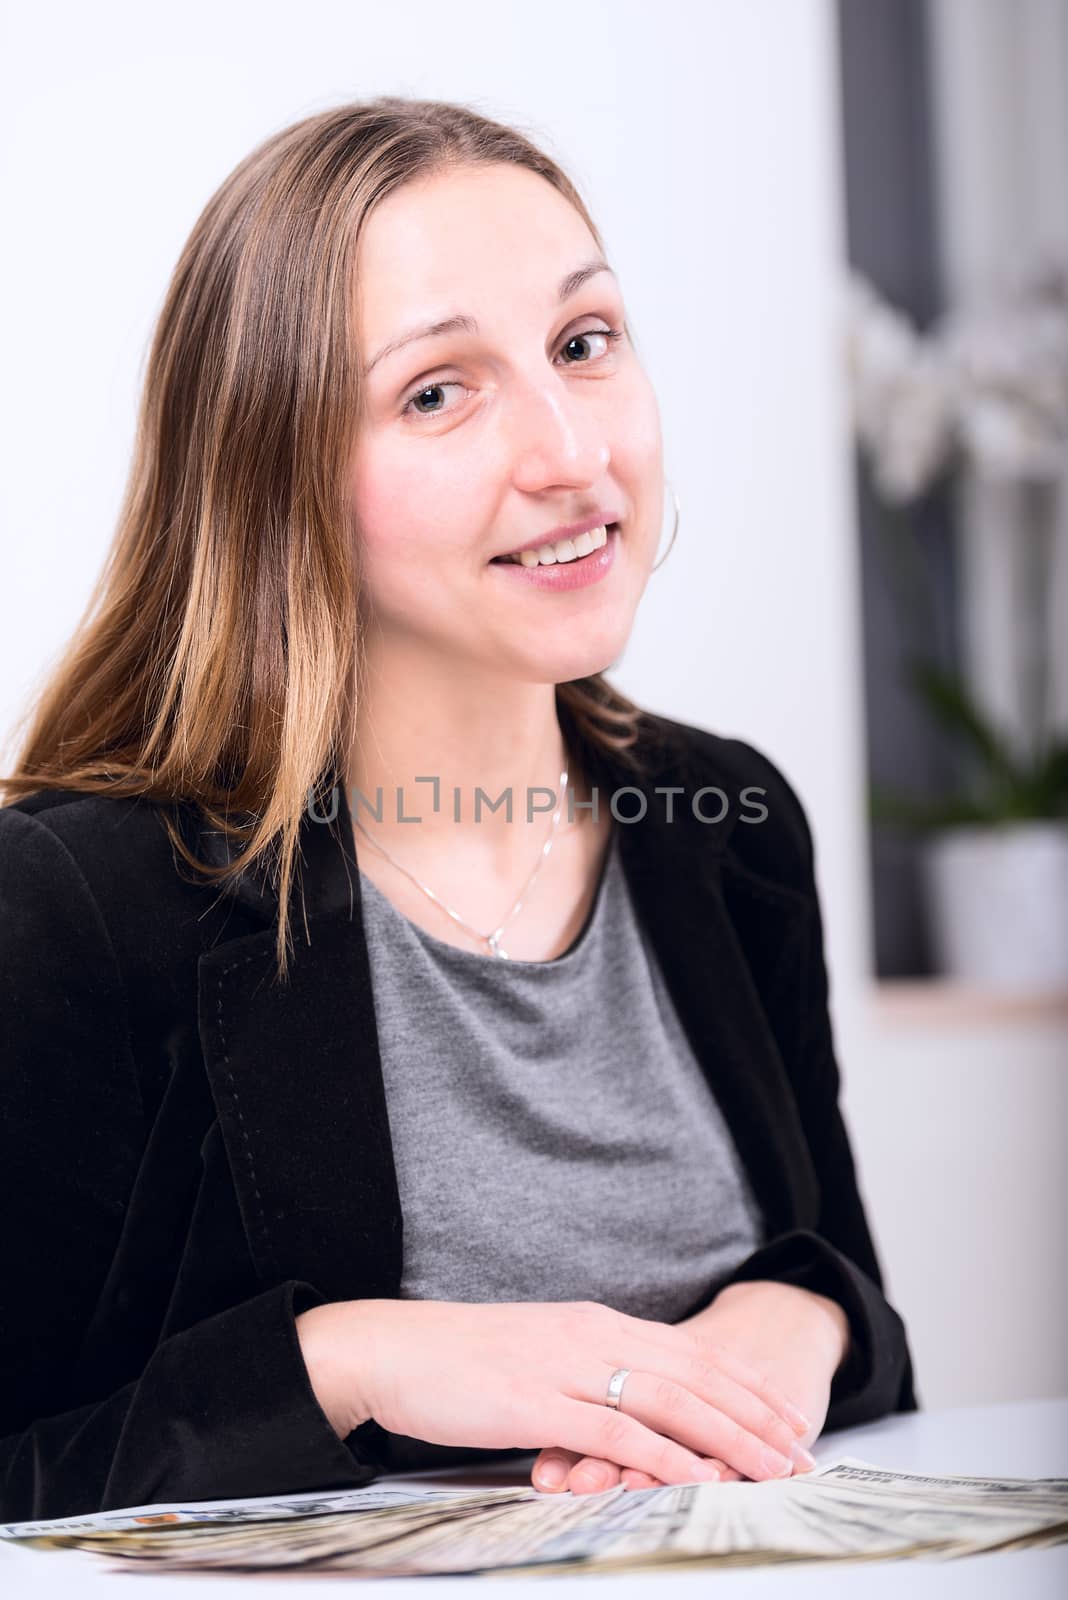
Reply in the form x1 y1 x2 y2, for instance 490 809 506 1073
854 1016 1068 1407
2 0 1063 1413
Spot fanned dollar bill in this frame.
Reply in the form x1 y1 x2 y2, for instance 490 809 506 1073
6 1459 1067 1577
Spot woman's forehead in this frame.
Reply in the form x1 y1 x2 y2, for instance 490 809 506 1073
355 167 600 334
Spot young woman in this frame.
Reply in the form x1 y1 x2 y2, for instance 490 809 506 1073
0 97 917 1523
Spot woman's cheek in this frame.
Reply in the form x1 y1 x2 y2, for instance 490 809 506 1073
610 377 663 480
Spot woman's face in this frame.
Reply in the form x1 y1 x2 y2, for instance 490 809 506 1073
349 162 664 688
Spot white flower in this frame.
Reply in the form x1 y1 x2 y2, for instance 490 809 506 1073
940 271 1068 481
843 263 1068 497
842 275 954 501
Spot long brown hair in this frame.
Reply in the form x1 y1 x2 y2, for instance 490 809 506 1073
1 97 653 979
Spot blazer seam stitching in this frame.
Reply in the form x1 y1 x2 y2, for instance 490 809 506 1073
216 949 277 1276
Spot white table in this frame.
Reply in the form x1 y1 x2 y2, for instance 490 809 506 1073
2 1398 1065 1597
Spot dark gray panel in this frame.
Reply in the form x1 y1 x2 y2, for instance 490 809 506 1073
837 0 964 976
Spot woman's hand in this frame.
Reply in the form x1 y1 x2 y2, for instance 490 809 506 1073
532 1280 848 1495
693 1279 849 1446
295 1296 817 1490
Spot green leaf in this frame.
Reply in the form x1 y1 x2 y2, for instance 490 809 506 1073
869 729 1068 831
868 782 1003 831
1022 738 1068 817
902 656 1021 787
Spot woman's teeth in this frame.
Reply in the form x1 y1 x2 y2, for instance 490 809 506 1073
502 524 610 567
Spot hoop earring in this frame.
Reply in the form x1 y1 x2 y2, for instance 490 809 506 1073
651 482 680 572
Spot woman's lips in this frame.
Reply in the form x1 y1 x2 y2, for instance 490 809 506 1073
488 524 619 591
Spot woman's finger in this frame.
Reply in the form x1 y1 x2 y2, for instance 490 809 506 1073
568 1457 624 1495
576 1365 804 1483
618 1312 811 1436
551 1393 725 1488
536 1449 723 1496
620 1455 733 1490
534 1448 630 1496
691 1335 812 1435
532 1448 583 1492
618 1465 663 1490
603 1335 813 1474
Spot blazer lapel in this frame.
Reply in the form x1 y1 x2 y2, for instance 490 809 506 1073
195 792 403 1303
195 719 820 1305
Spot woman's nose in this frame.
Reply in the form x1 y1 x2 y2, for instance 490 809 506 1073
507 373 611 492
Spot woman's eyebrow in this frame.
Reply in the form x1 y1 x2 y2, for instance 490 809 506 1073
362 258 616 377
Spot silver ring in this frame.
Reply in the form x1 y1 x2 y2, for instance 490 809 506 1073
604 1368 631 1410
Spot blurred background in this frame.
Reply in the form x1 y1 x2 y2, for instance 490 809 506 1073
1 0 1065 1409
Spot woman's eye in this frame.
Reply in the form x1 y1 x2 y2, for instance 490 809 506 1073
402 379 462 419
559 327 624 365
400 325 624 421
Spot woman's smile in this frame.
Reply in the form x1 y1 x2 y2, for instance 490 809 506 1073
488 521 620 591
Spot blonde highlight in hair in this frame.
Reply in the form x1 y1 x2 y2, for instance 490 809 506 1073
1 96 651 980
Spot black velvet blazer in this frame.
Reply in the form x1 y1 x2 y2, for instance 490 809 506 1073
0 711 918 1522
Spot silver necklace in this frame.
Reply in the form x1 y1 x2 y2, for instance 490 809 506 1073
352 764 569 960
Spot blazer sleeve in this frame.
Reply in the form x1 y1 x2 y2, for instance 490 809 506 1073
0 807 377 1523
705 746 919 1433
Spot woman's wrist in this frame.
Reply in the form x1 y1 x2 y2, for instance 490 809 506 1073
797 1287 851 1373
295 1300 382 1439
710 1278 851 1374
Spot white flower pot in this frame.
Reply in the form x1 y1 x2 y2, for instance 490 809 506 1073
920 821 1068 989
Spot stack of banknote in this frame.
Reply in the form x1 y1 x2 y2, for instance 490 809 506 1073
4 1458 1066 1577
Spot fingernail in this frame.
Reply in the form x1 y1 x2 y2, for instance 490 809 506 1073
784 1402 811 1434
535 1460 568 1489
572 1465 611 1492
697 1461 721 1481
791 1442 818 1471
760 1447 793 1478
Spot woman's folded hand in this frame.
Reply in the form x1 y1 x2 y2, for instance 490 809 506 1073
295 1295 819 1491
531 1280 847 1494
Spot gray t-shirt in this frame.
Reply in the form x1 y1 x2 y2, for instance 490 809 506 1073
357 822 765 1326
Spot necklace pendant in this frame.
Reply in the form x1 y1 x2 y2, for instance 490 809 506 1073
355 762 568 968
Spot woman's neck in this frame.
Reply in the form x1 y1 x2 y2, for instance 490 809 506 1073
342 681 588 883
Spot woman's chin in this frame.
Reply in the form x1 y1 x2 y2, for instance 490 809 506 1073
503 637 630 686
